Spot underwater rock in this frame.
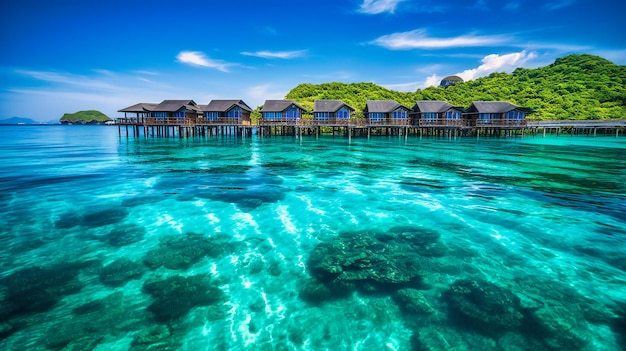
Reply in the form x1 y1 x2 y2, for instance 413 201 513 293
59 335 102 351
142 273 224 322
99 258 146 287
0 262 86 317
267 258 282 276
143 232 236 270
307 229 433 296
245 256 264 274
497 332 549 351
133 325 171 345
393 289 435 315
55 208 128 229
298 278 355 305
527 305 590 350
54 212 82 229
82 208 128 228
195 171 287 211
411 326 499 351
101 224 146 247
445 279 524 333
45 292 126 349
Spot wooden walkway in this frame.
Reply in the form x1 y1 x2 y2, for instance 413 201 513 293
116 118 626 139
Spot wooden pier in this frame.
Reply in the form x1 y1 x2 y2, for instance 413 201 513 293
116 117 626 139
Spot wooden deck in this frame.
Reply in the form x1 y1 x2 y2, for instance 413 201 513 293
116 117 626 138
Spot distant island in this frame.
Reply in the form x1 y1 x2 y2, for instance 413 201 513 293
0 117 59 125
60 110 112 125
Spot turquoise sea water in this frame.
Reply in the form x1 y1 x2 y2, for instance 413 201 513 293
1 125 625 350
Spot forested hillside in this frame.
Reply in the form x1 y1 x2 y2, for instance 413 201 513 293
285 54 626 120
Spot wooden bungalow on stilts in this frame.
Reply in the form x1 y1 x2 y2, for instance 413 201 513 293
411 100 465 137
146 100 202 137
199 100 253 137
464 101 533 137
363 100 411 137
313 100 357 137
259 100 308 136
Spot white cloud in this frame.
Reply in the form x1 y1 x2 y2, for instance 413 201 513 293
423 74 443 88
241 50 307 59
371 29 508 50
422 50 538 87
176 51 232 72
245 84 286 107
17 70 120 90
457 50 537 81
359 0 406 14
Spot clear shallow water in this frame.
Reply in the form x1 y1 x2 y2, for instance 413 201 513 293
1 125 625 350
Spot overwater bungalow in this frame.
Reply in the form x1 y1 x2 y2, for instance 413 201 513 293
464 101 532 127
411 100 465 127
149 100 202 124
200 100 253 126
313 100 355 126
260 100 308 125
363 100 411 126
118 103 158 124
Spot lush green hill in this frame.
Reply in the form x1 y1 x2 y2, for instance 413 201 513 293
285 54 626 120
60 110 111 124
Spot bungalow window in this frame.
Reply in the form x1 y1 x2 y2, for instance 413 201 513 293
152 112 167 119
446 111 461 120
506 111 523 120
369 112 384 121
285 107 300 119
336 107 350 119
392 110 407 119
227 106 242 119
423 112 437 120
175 109 186 118
315 112 329 121
204 112 219 121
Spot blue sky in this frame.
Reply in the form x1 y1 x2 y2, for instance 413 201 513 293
1 0 624 121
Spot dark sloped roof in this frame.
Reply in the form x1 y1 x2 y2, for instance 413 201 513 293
203 100 253 112
262 100 307 112
467 101 531 114
313 100 355 113
365 100 410 113
413 100 463 113
152 100 199 112
118 103 158 113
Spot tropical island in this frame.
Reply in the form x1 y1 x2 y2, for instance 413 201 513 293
60 110 112 125
284 54 626 121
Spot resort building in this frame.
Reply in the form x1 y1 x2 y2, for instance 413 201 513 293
313 100 355 125
260 100 307 124
363 100 411 126
464 101 532 127
411 100 464 127
118 103 158 124
149 100 202 123
201 100 253 125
